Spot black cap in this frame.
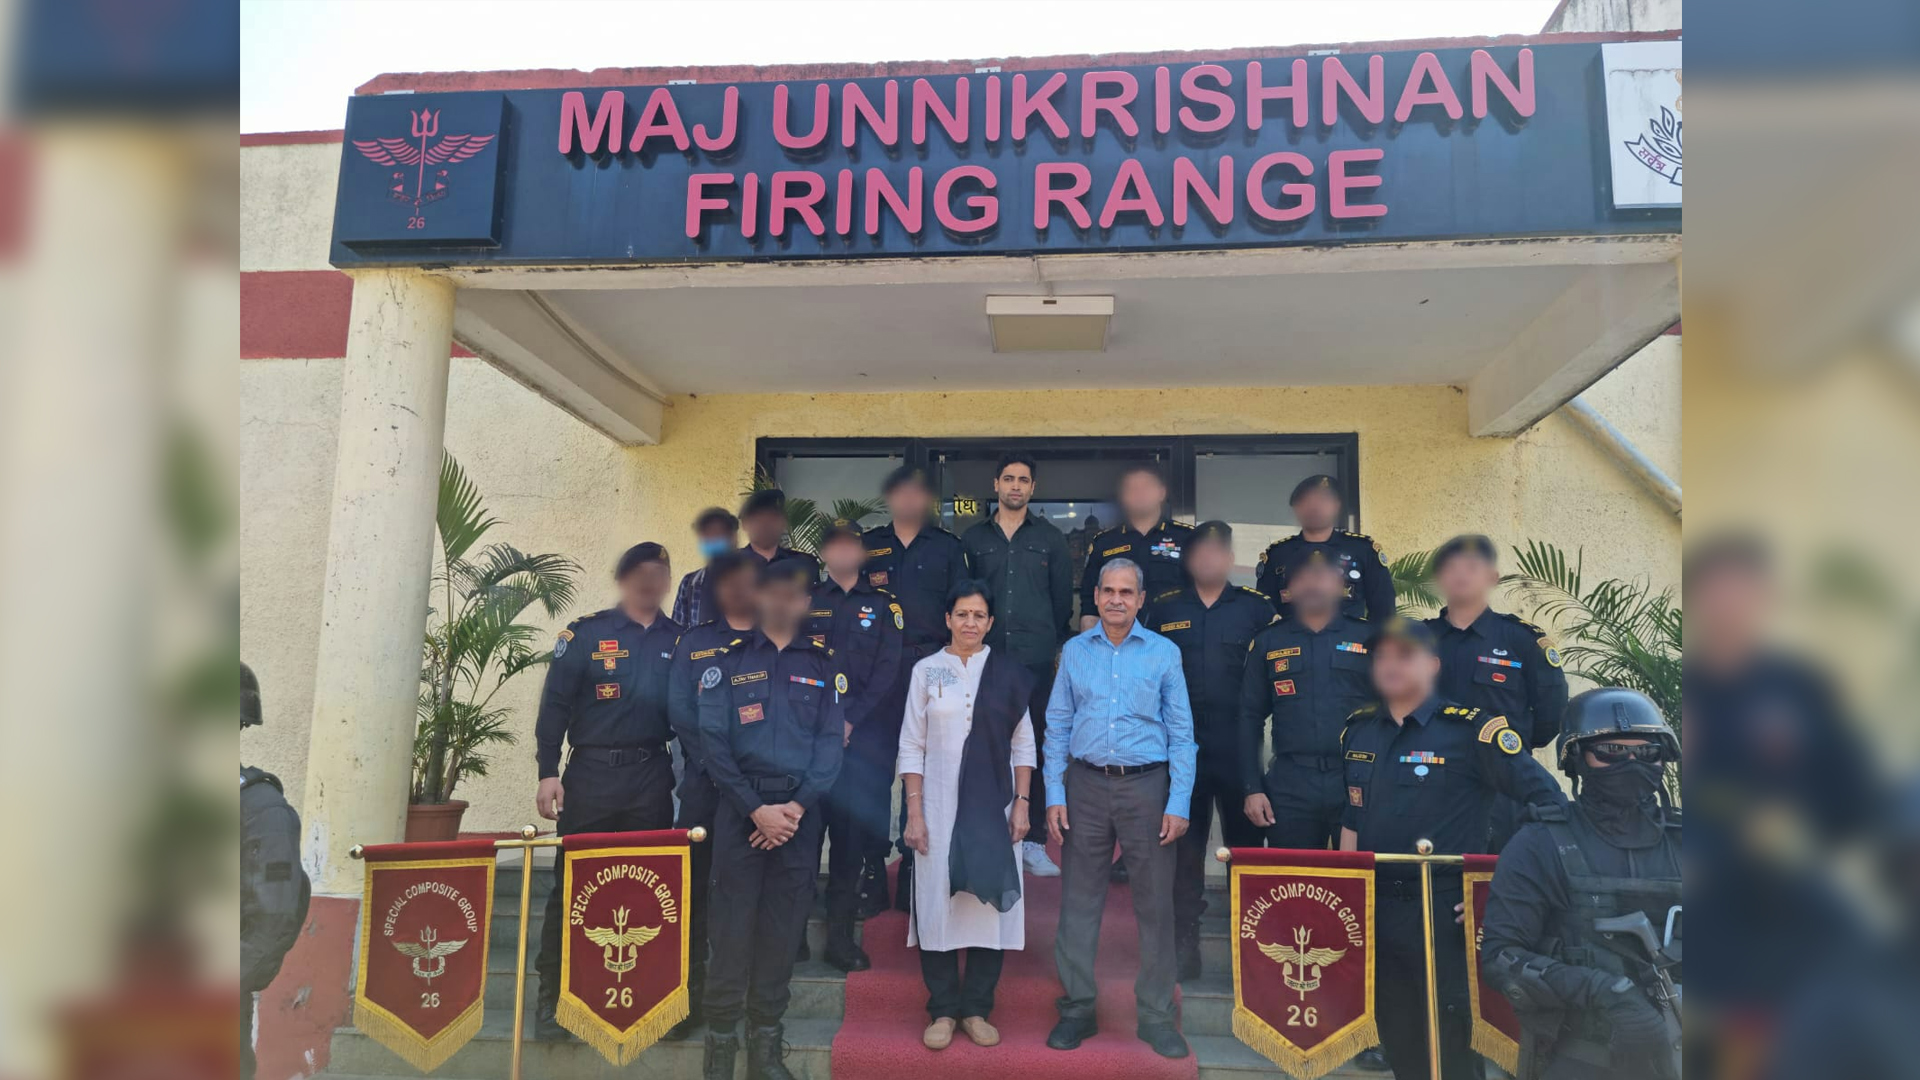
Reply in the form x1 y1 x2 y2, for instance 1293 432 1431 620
820 517 864 546
1288 474 1342 506
740 488 787 518
881 465 933 496
615 541 669 578
1433 534 1497 571
1191 520 1233 546
758 556 815 588
1368 615 1438 654
241 662 262 729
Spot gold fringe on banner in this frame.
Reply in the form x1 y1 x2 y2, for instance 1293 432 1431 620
352 998 482 1074
1471 1016 1520 1076
556 985 689 1067
1233 1007 1378 1080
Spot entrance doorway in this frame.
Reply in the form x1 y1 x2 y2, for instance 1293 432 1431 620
759 434 1360 598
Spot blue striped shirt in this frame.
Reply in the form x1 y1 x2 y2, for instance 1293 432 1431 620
1043 620 1197 817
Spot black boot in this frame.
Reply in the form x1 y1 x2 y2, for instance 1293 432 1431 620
532 994 572 1041
745 1022 796 1080
1176 924 1202 983
892 851 914 912
703 1025 741 1080
855 857 889 919
666 968 705 1040
823 920 871 972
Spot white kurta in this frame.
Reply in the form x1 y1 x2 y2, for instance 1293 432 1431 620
897 645 1037 952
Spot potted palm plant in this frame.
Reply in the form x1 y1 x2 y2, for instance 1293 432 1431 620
408 454 581 841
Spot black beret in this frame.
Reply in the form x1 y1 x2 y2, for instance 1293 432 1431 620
1433 534 1497 570
1288 474 1342 505
1369 616 1438 654
1192 520 1233 546
615 542 669 578
820 518 864 545
758 557 814 588
740 489 787 518
881 465 933 496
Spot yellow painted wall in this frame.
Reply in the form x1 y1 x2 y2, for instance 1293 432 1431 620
241 346 1680 833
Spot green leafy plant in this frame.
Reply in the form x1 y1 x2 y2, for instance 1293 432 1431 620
1389 548 1440 618
415 454 582 805
742 466 886 555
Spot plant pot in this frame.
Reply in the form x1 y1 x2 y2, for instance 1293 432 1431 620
404 799 470 843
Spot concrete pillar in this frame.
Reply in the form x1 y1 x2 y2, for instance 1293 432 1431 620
302 269 456 895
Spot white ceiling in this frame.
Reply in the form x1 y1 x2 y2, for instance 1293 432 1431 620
527 264 1590 395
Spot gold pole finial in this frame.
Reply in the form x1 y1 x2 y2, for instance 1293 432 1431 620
1415 838 1435 856
349 845 365 860
520 824 538 841
1215 846 1232 864
689 826 709 843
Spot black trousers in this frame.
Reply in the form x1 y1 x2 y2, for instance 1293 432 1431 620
1376 875 1483 1080
1262 756 1347 851
920 947 1005 1020
704 796 825 1028
676 773 719 1001
822 724 899 922
1020 661 1056 817
536 751 675 1004
1175 755 1263 930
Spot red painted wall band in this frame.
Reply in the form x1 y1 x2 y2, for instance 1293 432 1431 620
241 270 472 359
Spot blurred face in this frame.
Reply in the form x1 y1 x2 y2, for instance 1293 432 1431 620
886 480 933 524
821 534 864 577
1292 488 1342 532
743 509 785 549
713 568 756 621
1118 470 1166 521
946 594 993 649
1371 638 1439 704
1689 564 1770 665
1288 560 1344 615
619 559 672 612
756 576 810 636
1095 564 1144 630
1186 539 1233 588
1436 552 1499 608
994 462 1034 511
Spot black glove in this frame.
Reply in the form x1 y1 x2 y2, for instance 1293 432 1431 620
1594 974 1666 1052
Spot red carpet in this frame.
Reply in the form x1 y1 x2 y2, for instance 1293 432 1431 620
830 845 1198 1080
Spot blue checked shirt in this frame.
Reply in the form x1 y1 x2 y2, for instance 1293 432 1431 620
1043 620 1198 817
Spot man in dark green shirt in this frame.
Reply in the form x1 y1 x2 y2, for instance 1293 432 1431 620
960 453 1073 877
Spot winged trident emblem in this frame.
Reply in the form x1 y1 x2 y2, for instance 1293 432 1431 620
1259 926 1349 1000
391 927 468 984
583 906 661 982
351 108 495 209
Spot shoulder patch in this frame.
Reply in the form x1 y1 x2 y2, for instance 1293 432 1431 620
1538 637 1564 668
1496 728 1525 755
1476 716 1511 743
557 628 575 641
1343 530 1371 541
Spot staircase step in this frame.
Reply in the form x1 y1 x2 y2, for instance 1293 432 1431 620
1193 1033 1386 1079
328 1014 839 1079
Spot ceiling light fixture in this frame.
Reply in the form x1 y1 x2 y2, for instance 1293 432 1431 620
986 295 1113 352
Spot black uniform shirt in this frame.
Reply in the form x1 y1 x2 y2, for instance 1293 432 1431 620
1430 607 1570 749
806 576 905 730
960 512 1073 670
667 620 753 782
696 629 845 815
1237 612 1377 796
1340 697 1564 857
1142 584 1273 746
861 520 966 656
1255 531 1395 622
1082 519 1195 614
536 607 683 779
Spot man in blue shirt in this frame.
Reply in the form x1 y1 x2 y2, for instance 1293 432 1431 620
1042 558 1198 1060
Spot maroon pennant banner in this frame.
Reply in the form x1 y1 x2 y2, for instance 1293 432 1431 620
1229 848 1378 1080
353 839 497 1072
556 829 693 1064
1463 854 1522 1074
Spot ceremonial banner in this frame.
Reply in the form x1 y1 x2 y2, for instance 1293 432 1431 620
557 830 693 1064
354 839 497 1072
1229 849 1378 1080
1463 854 1522 1074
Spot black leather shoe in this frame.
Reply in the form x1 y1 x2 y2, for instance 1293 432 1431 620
1138 1023 1190 1059
892 852 914 912
823 923 871 972
855 859 889 919
745 1022 796 1080
1047 1016 1097 1050
1109 859 1129 884
703 1027 741 1080
1352 1047 1392 1072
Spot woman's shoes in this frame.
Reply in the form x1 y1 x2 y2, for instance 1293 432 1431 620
923 1017 957 1050
958 1017 1000 1046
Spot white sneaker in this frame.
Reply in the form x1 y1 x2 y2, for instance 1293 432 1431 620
1023 841 1061 877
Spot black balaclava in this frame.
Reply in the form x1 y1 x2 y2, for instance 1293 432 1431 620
1575 750 1668 847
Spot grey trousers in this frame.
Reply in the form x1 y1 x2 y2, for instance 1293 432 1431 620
1054 763 1179 1028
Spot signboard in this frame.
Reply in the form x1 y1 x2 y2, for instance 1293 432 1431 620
1601 41 1682 208
331 41 1679 267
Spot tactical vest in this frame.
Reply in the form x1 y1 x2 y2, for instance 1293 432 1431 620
1543 803 1682 1048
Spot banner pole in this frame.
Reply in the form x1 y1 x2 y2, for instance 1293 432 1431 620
508 825 537 1080
1415 839 1442 1080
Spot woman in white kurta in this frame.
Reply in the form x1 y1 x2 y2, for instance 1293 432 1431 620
899 584 1036 1050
